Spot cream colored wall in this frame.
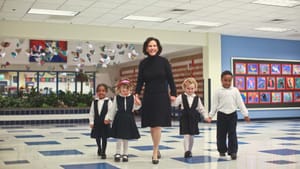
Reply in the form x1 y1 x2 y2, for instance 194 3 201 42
203 33 222 115
0 20 221 112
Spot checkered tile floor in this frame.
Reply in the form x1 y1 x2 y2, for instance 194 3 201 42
0 119 299 169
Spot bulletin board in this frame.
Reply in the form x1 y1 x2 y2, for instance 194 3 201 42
232 57 300 108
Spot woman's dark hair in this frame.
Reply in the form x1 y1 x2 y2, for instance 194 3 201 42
143 37 162 56
221 70 233 78
96 83 108 92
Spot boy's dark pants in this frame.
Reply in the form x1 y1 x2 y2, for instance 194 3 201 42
217 111 237 154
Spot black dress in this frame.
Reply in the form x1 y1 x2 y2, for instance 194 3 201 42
136 55 176 128
111 95 140 139
91 99 111 138
180 94 200 135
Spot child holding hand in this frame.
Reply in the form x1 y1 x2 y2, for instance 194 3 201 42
89 83 112 159
173 77 210 158
209 70 250 160
104 79 141 162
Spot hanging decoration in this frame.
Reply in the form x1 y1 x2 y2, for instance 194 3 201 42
0 38 140 71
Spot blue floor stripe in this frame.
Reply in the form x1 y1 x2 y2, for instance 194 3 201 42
39 149 83 156
61 162 118 169
25 141 60 145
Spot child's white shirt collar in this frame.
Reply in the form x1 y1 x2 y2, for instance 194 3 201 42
184 92 196 97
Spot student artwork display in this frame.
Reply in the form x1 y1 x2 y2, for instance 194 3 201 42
260 92 271 103
259 64 270 74
257 77 266 90
235 76 245 90
246 76 256 90
233 58 300 108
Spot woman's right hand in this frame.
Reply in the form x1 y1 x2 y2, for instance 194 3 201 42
104 120 111 124
89 124 94 128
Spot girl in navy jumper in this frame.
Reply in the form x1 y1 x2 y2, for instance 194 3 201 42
105 79 141 162
174 77 210 158
89 84 112 159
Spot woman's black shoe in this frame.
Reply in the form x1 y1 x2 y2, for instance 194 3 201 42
184 151 192 158
152 157 159 164
157 151 161 159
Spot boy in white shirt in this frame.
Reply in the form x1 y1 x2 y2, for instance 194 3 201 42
209 70 250 160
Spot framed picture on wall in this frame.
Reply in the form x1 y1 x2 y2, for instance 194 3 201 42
295 77 300 89
241 92 247 103
247 63 258 74
283 92 293 103
260 92 271 103
271 63 281 75
271 92 282 103
235 63 246 74
286 77 294 89
294 92 300 102
235 76 245 90
259 63 270 75
266 76 276 90
29 39 68 63
282 64 292 75
276 77 285 89
246 76 256 90
257 76 266 90
247 92 259 104
293 64 300 75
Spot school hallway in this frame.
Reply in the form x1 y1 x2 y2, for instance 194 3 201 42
0 119 299 169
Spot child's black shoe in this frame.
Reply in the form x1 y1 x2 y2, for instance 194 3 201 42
114 154 121 162
101 153 106 159
219 153 226 157
122 155 128 162
230 153 237 160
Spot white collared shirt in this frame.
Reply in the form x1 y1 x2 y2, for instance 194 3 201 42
173 93 208 119
209 86 248 118
89 97 112 125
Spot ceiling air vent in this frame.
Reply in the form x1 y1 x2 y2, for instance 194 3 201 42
267 18 288 23
169 8 192 14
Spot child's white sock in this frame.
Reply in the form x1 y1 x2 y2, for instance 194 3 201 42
116 139 122 154
184 135 190 152
123 139 128 155
189 135 194 152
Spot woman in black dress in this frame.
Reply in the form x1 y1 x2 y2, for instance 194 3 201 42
135 37 177 164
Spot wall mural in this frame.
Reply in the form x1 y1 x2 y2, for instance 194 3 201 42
0 38 140 72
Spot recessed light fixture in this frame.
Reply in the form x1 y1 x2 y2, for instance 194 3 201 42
123 15 169 22
184 21 224 27
27 8 79 16
254 27 291 32
252 0 300 7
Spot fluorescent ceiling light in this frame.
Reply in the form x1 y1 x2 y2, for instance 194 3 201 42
27 8 79 16
123 15 169 22
254 27 291 32
184 21 224 27
252 0 300 7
